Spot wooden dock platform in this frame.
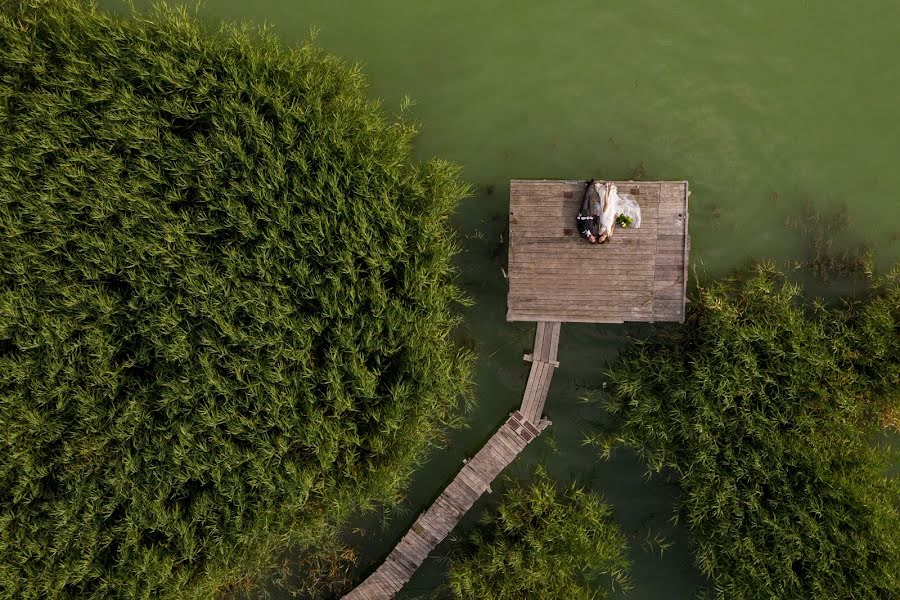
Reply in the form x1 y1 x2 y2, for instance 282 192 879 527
341 323 561 600
507 180 690 323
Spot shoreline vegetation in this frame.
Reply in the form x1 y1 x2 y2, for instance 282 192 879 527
446 467 631 600
0 1 472 598
0 2 897 600
594 263 900 599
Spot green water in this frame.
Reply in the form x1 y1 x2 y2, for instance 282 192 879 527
100 1 900 598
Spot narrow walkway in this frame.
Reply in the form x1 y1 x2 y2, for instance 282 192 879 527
342 322 561 600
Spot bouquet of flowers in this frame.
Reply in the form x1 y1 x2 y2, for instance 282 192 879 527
616 214 634 229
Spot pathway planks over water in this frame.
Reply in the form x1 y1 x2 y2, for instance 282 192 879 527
342 323 560 600
507 179 690 323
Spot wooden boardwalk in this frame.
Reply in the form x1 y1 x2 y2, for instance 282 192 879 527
507 180 690 323
342 322 561 600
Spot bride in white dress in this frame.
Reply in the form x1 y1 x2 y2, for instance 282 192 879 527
593 181 641 243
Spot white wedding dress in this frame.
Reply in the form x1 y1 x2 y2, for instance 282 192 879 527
593 182 642 234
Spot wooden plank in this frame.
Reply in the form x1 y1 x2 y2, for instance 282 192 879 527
509 271 656 282
509 309 654 320
382 576 403 596
387 551 418 577
532 322 546 358
351 581 373 599
541 323 556 360
396 537 426 562
501 420 529 443
481 436 509 461
467 456 499 483
490 427 521 456
509 300 655 312
510 300 656 312
377 566 403 592
411 521 440 546
423 507 456 538
509 290 656 302
510 254 659 265
465 455 496 481
521 418 541 437
548 323 561 363
519 361 546 420
383 556 412 581
510 298 658 310
419 509 452 539
388 555 415 581
528 370 551 423
508 312 627 323
507 284 660 298
382 557 408 580
508 279 655 291
479 441 512 472
381 561 407 588
431 497 462 530
369 579 391 598
496 425 528 452
381 570 404 593
528 364 555 423
475 449 504 476
497 432 525 456
406 530 433 557
510 243 660 255
444 477 474 505
450 474 483 502
447 484 479 511
490 432 518 458
682 183 690 309
444 479 478 507
457 462 486 490
519 361 543 420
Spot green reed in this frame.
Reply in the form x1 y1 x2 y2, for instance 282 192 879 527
0 1 473 598
445 467 631 600
594 264 900 599
785 200 875 281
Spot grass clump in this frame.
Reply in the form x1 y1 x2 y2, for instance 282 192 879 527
596 264 900 599
0 1 473 598
446 468 631 600
785 200 874 281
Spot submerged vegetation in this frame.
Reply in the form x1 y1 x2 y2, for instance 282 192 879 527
0 1 472 598
597 264 900 599
785 200 875 281
446 468 631 600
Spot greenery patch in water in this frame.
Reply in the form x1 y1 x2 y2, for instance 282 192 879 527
0 1 472 598
785 200 875 281
596 264 900 599
446 467 631 600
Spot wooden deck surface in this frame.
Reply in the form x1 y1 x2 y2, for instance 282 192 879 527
507 180 689 323
342 323 560 600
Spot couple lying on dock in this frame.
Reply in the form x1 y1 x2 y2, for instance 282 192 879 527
577 180 642 244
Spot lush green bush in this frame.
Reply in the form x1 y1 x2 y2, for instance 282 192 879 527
598 264 900 599
446 468 631 600
0 1 473 598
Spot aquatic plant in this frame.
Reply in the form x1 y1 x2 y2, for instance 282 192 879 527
446 468 631 600
596 264 900 599
785 200 874 281
0 1 473 598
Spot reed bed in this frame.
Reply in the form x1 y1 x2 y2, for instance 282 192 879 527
597 264 900 599
0 1 473 598
446 468 631 600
